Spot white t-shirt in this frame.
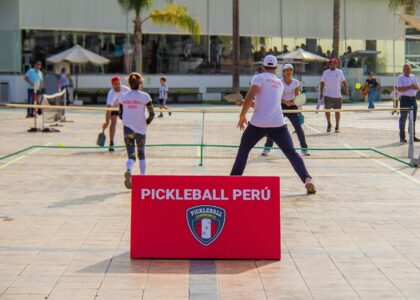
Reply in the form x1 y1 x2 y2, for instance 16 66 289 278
396 74 419 97
321 69 346 98
118 90 152 135
249 72 285 128
281 78 299 101
106 85 130 107
159 84 168 100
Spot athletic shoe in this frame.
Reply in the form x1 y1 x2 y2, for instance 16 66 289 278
327 124 332 133
414 137 420 142
400 139 407 144
158 113 163 118
261 149 270 156
304 178 316 195
124 171 132 190
109 142 115 152
169 112 172 116
301 150 310 156
335 127 340 133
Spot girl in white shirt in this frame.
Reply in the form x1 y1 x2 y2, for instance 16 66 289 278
118 72 155 189
262 64 310 156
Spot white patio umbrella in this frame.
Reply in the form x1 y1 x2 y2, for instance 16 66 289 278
277 48 329 62
47 44 110 100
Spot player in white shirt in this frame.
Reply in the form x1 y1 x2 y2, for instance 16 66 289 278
261 64 310 157
320 58 349 133
118 73 155 189
102 76 130 151
396 64 420 143
231 55 316 194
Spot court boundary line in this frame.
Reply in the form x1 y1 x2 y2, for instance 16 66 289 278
305 124 420 185
0 143 51 170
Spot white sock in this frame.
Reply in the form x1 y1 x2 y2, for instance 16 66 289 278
126 159 135 172
140 159 146 175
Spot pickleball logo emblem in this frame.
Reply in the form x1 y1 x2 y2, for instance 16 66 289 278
186 205 226 246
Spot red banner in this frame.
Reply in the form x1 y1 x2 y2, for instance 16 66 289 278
131 175 280 260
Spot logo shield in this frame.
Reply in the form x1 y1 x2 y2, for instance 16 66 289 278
186 205 226 246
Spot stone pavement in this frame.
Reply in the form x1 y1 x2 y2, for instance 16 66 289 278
1 153 420 299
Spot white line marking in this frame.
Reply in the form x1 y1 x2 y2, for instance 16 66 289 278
304 124 420 185
0 143 51 171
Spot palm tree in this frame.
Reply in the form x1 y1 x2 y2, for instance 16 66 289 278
117 0 201 73
389 0 417 14
332 0 340 59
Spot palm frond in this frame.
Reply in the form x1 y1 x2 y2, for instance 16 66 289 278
117 0 153 16
389 0 418 9
148 4 201 42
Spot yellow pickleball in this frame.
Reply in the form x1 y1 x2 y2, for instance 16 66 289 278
355 83 361 90
58 143 64 148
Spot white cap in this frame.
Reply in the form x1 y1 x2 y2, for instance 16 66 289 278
263 55 278 67
282 63 294 71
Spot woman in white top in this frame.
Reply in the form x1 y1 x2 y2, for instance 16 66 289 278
118 72 155 189
262 64 309 156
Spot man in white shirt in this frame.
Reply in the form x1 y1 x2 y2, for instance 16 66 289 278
103 76 130 151
320 59 349 133
231 55 316 194
396 64 419 143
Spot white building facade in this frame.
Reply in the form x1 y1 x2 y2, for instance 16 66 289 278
0 0 415 102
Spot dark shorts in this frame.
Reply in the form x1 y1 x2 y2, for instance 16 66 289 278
324 96 342 109
158 98 166 105
111 111 119 117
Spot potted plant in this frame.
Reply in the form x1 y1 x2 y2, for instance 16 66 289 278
381 87 393 100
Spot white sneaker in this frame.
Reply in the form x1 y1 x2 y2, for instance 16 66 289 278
301 150 310 156
261 149 270 156
124 171 132 190
304 178 316 195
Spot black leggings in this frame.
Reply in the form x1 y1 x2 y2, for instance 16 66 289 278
265 104 308 150
230 123 311 183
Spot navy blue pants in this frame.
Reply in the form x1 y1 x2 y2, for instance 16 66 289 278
27 89 41 116
230 123 311 183
264 105 308 150
399 96 418 140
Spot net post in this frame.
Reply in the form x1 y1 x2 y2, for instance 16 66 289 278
63 87 67 121
41 94 45 131
408 109 420 167
408 109 414 161
199 111 205 166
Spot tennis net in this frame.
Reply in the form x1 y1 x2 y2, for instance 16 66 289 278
0 104 418 167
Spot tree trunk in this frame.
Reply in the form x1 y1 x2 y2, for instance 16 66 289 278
332 0 340 59
134 16 143 73
232 0 240 94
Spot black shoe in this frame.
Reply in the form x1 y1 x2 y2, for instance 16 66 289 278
169 112 172 116
327 124 332 133
335 126 340 133
158 113 163 118
109 142 115 152
414 137 420 142
400 139 407 143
